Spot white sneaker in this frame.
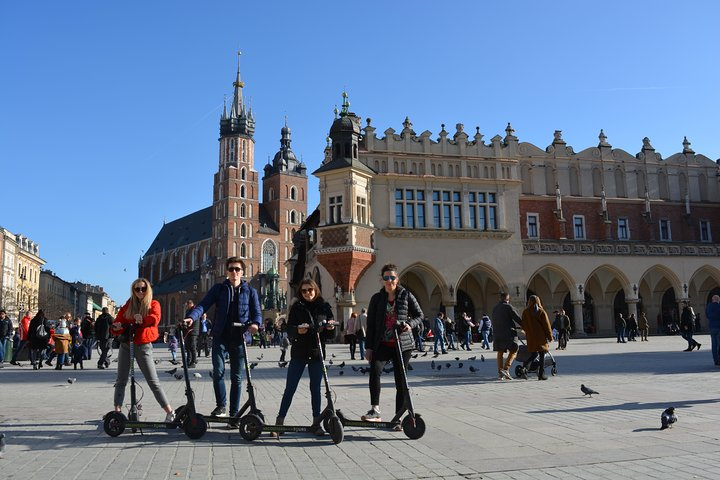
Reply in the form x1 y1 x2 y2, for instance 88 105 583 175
501 370 513 380
164 411 176 423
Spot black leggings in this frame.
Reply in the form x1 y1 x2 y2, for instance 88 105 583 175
369 344 412 414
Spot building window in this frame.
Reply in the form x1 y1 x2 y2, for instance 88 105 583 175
240 223 247 238
432 190 462 229
394 189 425 228
573 215 586 240
468 192 498 230
240 185 246 198
618 218 629 240
700 220 711 242
240 203 246 218
262 240 277 273
328 195 342 224
290 186 297 200
659 219 671 241
241 167 246 180
527 213 539 238
290 210 297 224
356 196 367 224
240 243 246 258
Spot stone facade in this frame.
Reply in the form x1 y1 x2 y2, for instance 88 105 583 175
0 228 45 324
295 103 720 335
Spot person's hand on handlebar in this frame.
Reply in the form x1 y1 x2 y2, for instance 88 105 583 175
247 323 259 335
325 319 336 330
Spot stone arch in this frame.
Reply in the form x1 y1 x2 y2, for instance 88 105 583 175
688 265 720 306
456 263 508 320
520 162 533 194
527 264 577 302
398 262 447 317
582 264 632 334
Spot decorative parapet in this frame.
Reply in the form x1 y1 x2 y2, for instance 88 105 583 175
523 240 720 256
383 229 512 240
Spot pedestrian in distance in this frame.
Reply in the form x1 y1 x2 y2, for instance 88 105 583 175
680 302 701 352
706 295 720 366
10 310 32 365
52 319 72 370
168 333 178 363
72 337 85 370
626 313 638 342
80 312 95 361
519 295 553 381
28 310 51 370
459 312 476 351
362 263 424 428
183 300 199 367
638 312 650 341
479 313 492 350
433 312 447 354
197 313 212 357
275 278 336 435
111 278 175 423
492 292 522 381
95 307 114 369
183 257 261 422
345 311 359 360
0 309 12 365
357 308 367 360
615 313 627 343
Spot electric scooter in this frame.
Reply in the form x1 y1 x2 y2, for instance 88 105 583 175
103 323 207 439
237 315 344 444
336 323 426 440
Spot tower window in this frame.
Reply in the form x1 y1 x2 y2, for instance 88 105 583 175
241 167 246 180
659 219 671 241
618 218 629 240
573 215 586 240
329 195 342 224
290 186 297 200
526 213 539 238
700 220 711 242
240 185 246 198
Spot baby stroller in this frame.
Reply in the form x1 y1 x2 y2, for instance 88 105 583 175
514 339 557 379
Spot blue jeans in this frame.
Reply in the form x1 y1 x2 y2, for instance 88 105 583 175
681 331 698 349
358 337 366 360
211 336 245 415
0 338 5 363
278 357 323 418
709 328 720 365
447 332 456 349
83 337 95 360
481 330 490 349
461 331 472 350
616 328 625 342
11 339 26 362
434 334 446 353
56 353 66 366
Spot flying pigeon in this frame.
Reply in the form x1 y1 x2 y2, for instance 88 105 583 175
165 367 178 375
469 366 477 372
192 372 202 378
67 378 77 384
581 384 599 397
174 373 184 380
431 360 436 370
0 433 5 459
278 362 288 368
249 362 259 369
661 407 677 430
468 356 476 361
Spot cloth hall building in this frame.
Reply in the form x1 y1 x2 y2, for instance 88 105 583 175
291 95 720 335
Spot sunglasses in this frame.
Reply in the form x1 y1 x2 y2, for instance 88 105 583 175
301 288 315 294
382 275 397 282
134 286 147 293
227 267 243 273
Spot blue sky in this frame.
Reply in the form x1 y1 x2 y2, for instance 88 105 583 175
2 1 719 303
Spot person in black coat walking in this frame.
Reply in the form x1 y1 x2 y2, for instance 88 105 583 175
184 300 199 367
27 310 51 369
95 307 114 369
680 302 701 351
362 263 424 427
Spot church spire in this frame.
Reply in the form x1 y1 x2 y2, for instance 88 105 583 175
220 50 255 137
230 50 245 118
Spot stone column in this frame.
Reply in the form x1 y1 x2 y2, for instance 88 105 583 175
627 299 638 320
445 304 456 322
572 300 586 337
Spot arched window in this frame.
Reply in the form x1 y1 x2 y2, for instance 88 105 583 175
268 188 274 201
233 202 237 217
241 167 246 180
615 168 626 198
240 185 246 198
290 186 297 200
570 165 581 196
240 223 247 238
240 203 246 218
262 240 277 273
232 222 237 236
290 210 297 223
232 242 237 256
240 242 246 258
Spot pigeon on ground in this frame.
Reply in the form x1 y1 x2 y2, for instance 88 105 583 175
421 352 428 357
458 362 463 369
468 356 476 361
455 357 460 361
154 359 160 365
661 407 677 430
431 360 436 370
469 366 477 372
67 378 77 384
338 361 345 369
331 354 337 358
165 367 178 375
437 365 442 371
249 362 259 370
192 372 202 378
338 370 344 376
411 353 418 359
257 354 263 361
278 362 288 368
445 363 451 369
581 384 599 397
351 366 359 372
407 364 413 371
480 355 485 362
359 367 368 374
174 373 183 380
328 359 334 365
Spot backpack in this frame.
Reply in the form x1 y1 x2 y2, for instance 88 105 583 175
36 322 48 339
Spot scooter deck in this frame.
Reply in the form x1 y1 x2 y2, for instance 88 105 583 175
336 410 401 429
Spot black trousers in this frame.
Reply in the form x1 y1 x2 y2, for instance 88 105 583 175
97 337 111 367
524 351 546 378
369 344 412 415
186 335 198 365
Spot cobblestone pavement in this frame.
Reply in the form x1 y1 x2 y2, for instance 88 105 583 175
1 334 719 479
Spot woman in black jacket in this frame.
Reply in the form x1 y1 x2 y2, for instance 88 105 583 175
28 310 51 370
362 263 424 427
275 278 335 434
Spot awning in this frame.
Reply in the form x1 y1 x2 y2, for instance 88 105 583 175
92 302 103 311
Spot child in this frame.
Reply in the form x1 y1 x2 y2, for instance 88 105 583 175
72 339 85 370
52 320 72 370
168 334 178 364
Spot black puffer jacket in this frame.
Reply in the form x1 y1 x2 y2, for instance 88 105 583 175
366 285 424 353
287 298 335 361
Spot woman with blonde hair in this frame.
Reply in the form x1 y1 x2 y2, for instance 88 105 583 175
111 278 174 422
519 295 553 381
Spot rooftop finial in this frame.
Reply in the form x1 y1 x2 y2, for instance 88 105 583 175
234 50 244 89
682 136 694 154
333 105 338 119
598 129 608 146
340 91 350 115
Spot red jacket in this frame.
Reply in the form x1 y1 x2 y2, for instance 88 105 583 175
19 315 31 340
114 299 161 344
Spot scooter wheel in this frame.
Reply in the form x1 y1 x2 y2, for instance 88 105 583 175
239 413 264 441
402 414 426 440
327 415 344 445
514 365 524 378
174 404 187 424
551 365 557 376
322 416 331 433
103 411 126 437
183 413 207 440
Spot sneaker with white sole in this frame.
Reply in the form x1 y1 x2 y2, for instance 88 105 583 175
210 406 227 417
361 408 382 422
164 411 176 423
